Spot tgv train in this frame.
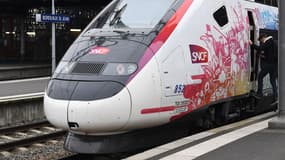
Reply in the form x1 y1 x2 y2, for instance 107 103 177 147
44 0 278 153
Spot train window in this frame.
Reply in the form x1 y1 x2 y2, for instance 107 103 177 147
272 0 278 7
213 6 229 27
92 0 174 29
255 0 278 7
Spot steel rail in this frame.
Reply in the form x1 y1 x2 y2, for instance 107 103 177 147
0 130 67 151
0 120 50 135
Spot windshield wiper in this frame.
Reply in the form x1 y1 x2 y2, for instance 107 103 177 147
109 4 127 26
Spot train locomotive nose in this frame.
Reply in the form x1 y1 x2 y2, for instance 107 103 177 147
44 80 131 134
68 81 131 133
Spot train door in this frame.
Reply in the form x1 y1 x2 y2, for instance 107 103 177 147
161 46 187 97
247 10 259 84
159 45 189 119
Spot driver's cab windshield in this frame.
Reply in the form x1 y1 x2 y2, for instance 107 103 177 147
93 0 174 29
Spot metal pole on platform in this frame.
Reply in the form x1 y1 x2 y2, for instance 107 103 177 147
51 0 56 73
20 18 25 62
268 0 285 129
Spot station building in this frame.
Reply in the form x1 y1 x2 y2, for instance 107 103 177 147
0 0 111 65
0 0 277 66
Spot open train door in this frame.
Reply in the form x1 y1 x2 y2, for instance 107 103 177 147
247 10 259 86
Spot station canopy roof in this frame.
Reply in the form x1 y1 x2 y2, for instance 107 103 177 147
0 0 111 14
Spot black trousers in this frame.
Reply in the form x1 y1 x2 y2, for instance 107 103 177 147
257 63 277 99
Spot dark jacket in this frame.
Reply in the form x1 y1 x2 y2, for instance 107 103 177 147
252 36 275 64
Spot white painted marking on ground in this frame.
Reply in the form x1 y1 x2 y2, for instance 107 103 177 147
126 132 214 160
0 77 50 84
162 154 196 160
162 118 272 160
125 112 275 160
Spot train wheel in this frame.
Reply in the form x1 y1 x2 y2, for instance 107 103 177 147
198 107 216 129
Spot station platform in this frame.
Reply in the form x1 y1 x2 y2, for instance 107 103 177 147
0 76 49 127
126 112 284 160
0 63 51 80
0 77 49 97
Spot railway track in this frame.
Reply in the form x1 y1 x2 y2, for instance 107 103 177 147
60 111 277 160
0 109 275 160
0 121 66 154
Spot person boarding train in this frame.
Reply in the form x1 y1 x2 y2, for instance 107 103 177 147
249 33 278 105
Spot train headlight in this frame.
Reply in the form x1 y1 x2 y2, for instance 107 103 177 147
102 63 137 76
54 61 76 74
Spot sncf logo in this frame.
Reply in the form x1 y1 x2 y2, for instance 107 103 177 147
189 45 208 64
89 46 110 55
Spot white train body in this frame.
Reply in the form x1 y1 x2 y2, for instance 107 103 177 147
44 0 278 153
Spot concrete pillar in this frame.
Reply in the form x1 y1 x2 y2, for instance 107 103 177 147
268 0 285 129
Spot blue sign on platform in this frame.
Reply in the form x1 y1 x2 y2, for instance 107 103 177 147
36 14 70 23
